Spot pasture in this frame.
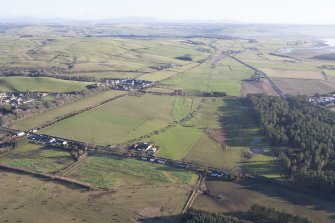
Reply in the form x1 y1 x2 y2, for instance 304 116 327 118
40 94 176 145
272 78 335 95
0 76 90 92
193 180 335 223
0 37 210 80
10 90 126 130
0 140 74 173
184 98 279 175
0 171 189 223
150 125 203 160
65 154 198 188
162 58 254 96
260 68 325 80
172 96 193 122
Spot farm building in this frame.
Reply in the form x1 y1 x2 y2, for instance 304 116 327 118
130 142 158 154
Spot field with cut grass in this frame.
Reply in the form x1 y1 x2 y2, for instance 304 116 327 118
40 94 176 145
0 140 75 173
0 76 91 92
10 90 126 131
0 171 190 223
260 68 325 80
193 180 335 223
272 78 335 95
65 154 198 188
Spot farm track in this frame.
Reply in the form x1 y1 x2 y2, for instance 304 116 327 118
56 154 88 177
182 174 204 214
159 41 219 83
230 56 286 98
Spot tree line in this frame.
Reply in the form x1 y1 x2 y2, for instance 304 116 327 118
0 66 98 82
182 209 251 223
181 207 314 223
249 204 314 223
247 95 335 193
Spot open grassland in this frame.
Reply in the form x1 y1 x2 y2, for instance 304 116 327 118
134 39 212 62
0 37 211 79
260 68 325 80
0 140 74 173
172 96 193 122
65 154 198 188
162 58 254 96
40 94 176 145
193 180 335 223
184 133 238 170
211 98 279 176
222 98 268 147
10 90 126 131
0 76 90 92
149 125 203 160
236 50 322 71
0 171 189 223
182 99 232 169
272 78 335 95
138 63 198 82
143 98 217 161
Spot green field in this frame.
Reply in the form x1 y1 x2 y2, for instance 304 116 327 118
0 76 90 92
10 90 126 130
162 61 254 96
65 154 198 188
0 37 210 80
150 125 203 160
272 78 335 96
40 94 176 145
184 133 239 170
193 180 335 223
172 96 193 122
0 172 189 223
0 140 75 173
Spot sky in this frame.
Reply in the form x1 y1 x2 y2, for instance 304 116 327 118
0 0 334 24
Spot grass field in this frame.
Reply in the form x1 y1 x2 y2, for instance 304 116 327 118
65 154 198 188
0 37 210 80
0 140 74 173
172 96 193 122
180 98 280 175
0 76 91 92
260 68 325 80
184 133 238 170
193 180 335 223
162 59 254 96
10 90 126 131
0 171 190 223
149 125 203 160
272 78 335 95
40 94 176 145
